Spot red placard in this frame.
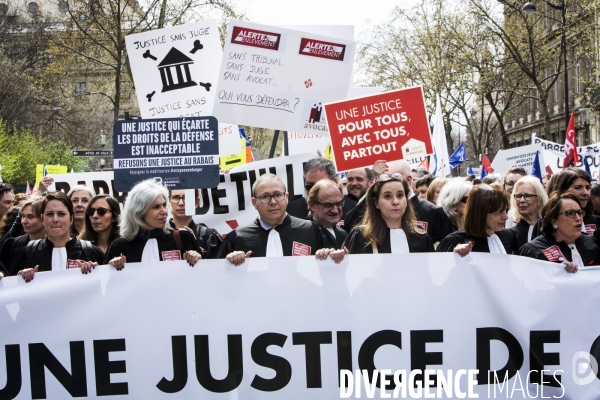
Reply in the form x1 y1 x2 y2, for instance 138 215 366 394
161 250 182 261
231 26 281 51
292 241 311 256
324 86 433 172
541 245 565 262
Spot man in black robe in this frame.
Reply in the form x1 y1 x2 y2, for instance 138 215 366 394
307 180 347 249
217 173 320 265
287 157 356 220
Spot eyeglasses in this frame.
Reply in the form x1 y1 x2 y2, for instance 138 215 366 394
559 209 585 219
170 195 185 204
86 207 110 216
514 194 538 201
459 196 468 204
304 183 315 192
316 200 345 209
378 173 403 180
256 192 286 204
504 181 516 187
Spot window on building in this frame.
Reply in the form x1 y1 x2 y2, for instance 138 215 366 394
75 82 86 95
27 2 39 15
0 3 8 16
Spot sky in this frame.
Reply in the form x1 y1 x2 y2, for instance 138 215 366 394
242 0 416 38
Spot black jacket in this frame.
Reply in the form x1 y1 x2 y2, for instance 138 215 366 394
511 218 536 251
519 233 600 266
343 227 434 254
14 238 104 274
1 234 31 275
436 229 516 254
168 219 223 259
104 230 200 264
310 218 347 249
216 215 320 258
410 196 454 244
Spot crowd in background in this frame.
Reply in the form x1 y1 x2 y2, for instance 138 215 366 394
1 155 599 282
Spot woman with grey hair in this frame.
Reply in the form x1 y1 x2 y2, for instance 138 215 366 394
104 179 201 268
437 180 472 231
68 185 96 235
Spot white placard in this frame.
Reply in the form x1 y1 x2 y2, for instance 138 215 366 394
125 21 222 119
287 132 330 155
2 254 600 399
532 133 600 178
218 123 242 156
213 20 355 136
491 143 545 175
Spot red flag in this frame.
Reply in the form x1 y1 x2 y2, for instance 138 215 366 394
563 110 578 168
417 157 429 170
480 154 492 178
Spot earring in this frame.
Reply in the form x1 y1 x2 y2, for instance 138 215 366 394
553 224 557 229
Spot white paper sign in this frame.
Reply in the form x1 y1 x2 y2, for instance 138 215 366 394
213 20 355 136
491 143 545 174
218 123 242 156
125 21 222 119
532 133 600 178
287 132 330 155
2 254 600 399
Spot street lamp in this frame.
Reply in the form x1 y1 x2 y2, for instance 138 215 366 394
523 1 570 137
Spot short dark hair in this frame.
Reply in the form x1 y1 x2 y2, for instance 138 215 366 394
552 167 592 215
591 182 600 198
0 183 13 198
42 191 75 238
463 184 509 238
415 174 435 189
541 192 581 238
365 168 374 181
303 157 336 180
504 167 526 180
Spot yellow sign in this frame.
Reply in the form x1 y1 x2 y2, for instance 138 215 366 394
220 139 247 170
324 143 335 163
35 165 68 188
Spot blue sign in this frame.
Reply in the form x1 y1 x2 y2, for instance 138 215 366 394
113 117 220 191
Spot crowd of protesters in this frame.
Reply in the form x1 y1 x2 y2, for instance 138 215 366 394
1 156 599 282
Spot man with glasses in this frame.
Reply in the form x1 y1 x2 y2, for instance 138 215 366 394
502 167 526 198
168 189 223 259
0 183 14 221
307 180 347 248
217 173 320 265
286 157 356 220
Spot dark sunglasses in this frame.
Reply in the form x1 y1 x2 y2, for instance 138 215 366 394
87 207 110 216
459 196 468 204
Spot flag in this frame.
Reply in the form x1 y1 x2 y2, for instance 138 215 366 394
545 165 554 177
431 94 450 177
480 154 492 179
449 143 466 169
584 156 592 179
563 110 578 168
531 151 543 183
467 164 474 175
26 181 31 195
417 157 429 170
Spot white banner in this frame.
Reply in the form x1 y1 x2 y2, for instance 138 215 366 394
532 134 600 178
125 21 222 119
1 254 600 399
491 144 546 175
213 21 355 136
288 132 331 155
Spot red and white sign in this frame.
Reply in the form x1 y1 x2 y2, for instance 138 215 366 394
585 224 596 235
231 26 281 50
299 38 346 61
292 241 311 256
324 86 433 172
541 245 566 262
161 250 182 261
67 260 82 269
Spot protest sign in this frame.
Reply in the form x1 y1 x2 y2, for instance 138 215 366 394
48 171 127 205
532 133 600 177
491 144 546 175
2 254 599 399
35 165 67 188
125 20 222 119
212 21 355 136
288 132 330 155
218 123 243 156
113 117 219 191
219 138 247 170
185 153 315 234
324 86 433 172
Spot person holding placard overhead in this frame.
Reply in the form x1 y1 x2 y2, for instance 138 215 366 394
217 173 322 265
104 179 202 269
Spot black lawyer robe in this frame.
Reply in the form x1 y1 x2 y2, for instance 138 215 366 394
13 238 104 274
1 234 31 275
310 218 347 249
410 196 454 244
104 230 200 264
436 229 516 254
216 215 320 258
343 227 434 254
519 233 600 266
168 219 223 259
510 218 535 251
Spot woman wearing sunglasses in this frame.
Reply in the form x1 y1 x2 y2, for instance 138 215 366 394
437 180 472 232
509 176 548 250
519 192 600 272
341 175 434 254
437 184 516 255
79 194 121 254
104 179 202 269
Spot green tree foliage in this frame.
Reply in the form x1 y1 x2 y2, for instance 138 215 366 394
0 121 87 184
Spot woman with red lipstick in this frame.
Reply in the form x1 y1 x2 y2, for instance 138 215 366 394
510 176 548 250
437 184 516 255
343 176 434 254
519 193 600 272
79 194 121 254
104 179 201 269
